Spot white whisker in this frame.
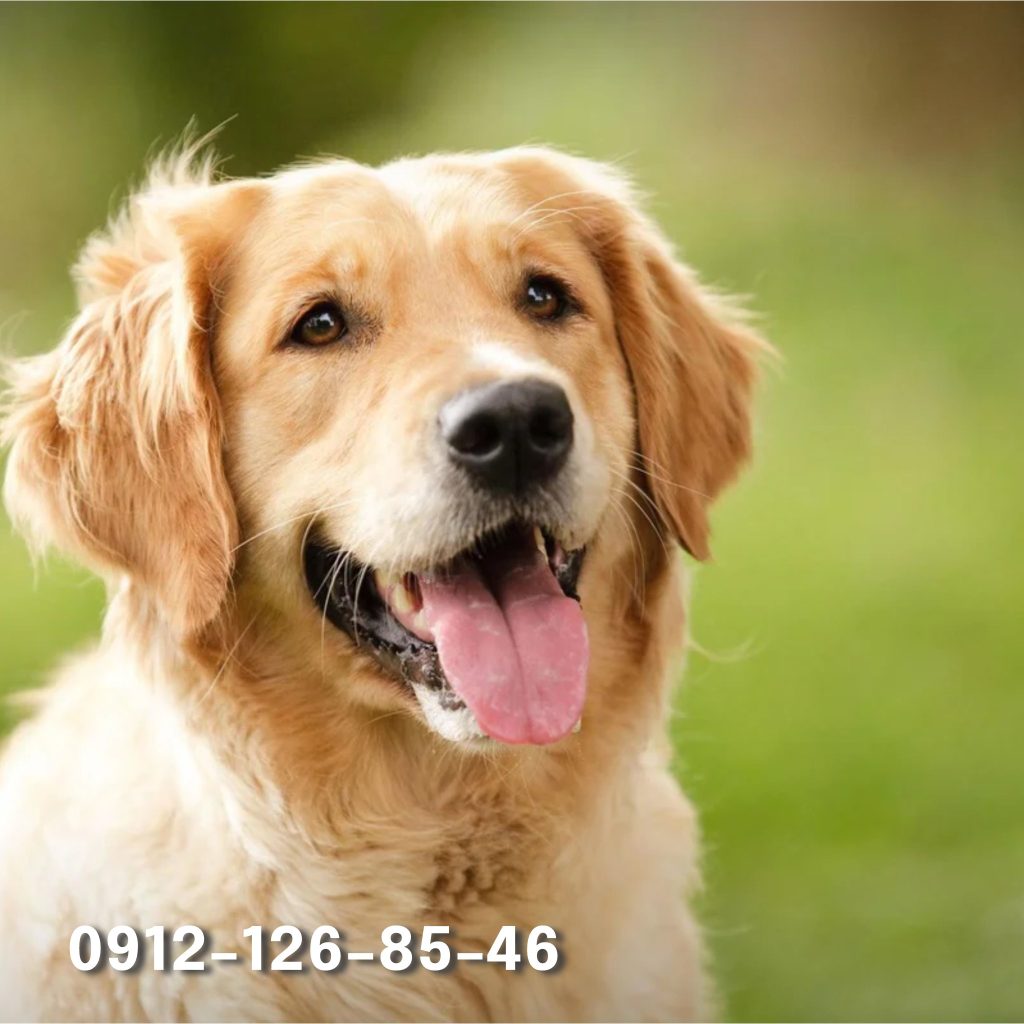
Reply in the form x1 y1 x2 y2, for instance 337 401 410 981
232 498 357 554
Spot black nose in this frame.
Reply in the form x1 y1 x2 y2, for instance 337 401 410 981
439 379 574 493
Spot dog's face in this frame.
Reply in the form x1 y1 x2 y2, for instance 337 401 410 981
216 157 636 745
3 147 763 748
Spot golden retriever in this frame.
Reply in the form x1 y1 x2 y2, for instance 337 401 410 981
0 142 765 1023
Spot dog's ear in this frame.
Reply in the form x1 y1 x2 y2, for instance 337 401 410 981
496 147 769 560
3 154 263 635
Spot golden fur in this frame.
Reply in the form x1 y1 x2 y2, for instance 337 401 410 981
0 143 765 1022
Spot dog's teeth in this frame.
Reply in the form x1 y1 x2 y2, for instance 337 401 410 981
374 570 414 612
374 569 399 594
533 526 546 555
390 579 415 615
572 717 583 734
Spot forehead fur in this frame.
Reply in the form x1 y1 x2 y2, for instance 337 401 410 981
378 155 520 231
260 153 598 256
221 154 602 328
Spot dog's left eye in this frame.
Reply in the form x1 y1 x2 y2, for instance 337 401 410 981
291 302 348 347
523 275 572 321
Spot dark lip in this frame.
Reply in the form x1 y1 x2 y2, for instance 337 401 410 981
303 522 585 702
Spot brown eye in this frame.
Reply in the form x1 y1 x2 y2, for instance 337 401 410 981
523 275 571 321
291 301 347 347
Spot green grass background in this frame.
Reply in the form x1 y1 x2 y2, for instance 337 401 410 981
1 4 1022 1020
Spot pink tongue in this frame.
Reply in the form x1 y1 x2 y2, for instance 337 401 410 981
417 545 588 745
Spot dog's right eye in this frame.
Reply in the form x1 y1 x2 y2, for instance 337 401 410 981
290 302 348 347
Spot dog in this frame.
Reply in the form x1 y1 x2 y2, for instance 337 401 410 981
0 142 765 1022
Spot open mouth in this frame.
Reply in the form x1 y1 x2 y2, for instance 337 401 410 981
304 522 588 745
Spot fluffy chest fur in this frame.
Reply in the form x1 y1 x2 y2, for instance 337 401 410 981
0 630 703 1023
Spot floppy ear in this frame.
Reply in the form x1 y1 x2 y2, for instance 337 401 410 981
596 215 766 560
496 148 769 559
3 156 261 635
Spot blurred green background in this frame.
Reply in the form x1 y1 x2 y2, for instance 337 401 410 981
1 3 1022 1020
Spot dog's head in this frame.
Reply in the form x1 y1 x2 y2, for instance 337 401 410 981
3 145 765 747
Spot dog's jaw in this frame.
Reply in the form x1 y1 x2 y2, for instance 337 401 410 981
410 683 491 744
303 522 587 746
